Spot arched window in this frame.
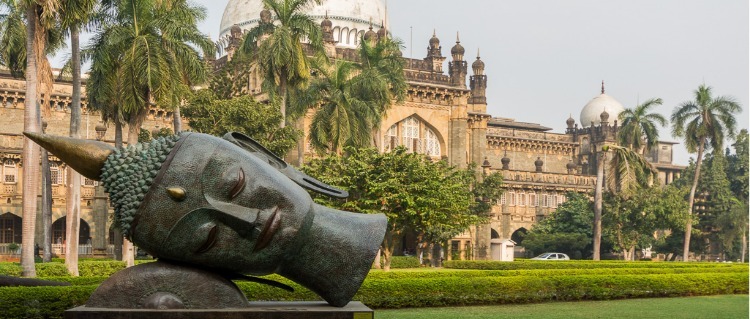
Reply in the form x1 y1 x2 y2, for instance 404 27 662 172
50 163 63 185
425 128 440 156
500 193 507 205
508 192 516 206
581 137 590 153
529 192 537 207
402 117 420 153
518 192 526 207
3 159 16 184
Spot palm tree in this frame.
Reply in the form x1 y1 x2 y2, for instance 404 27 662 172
618 98 667 153
351 36 407 129
305 60 372 154
59 0 97 277
592 145 657 260
241 0 323 129
671 84 741 261
1 0 61 277
86 0 212 266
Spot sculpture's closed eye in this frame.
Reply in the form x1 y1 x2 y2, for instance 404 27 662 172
195 225 218 254
229 168 246 199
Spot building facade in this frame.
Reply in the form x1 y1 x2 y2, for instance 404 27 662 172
0 0 684 259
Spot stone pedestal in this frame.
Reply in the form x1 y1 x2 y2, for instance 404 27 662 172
65 301 374 319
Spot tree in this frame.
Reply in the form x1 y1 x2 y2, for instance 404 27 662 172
182 90 300 156
240 0 323 128
593 145 657 260
618 98 667 153
304 60 372 154
524 192 593 259
59 0 97 277
671 84 742 261
726 129 748 261
603 185 689 260
86 0 212 267
303 147 482 270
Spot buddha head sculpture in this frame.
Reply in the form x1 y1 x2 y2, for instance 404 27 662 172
25 131 387 307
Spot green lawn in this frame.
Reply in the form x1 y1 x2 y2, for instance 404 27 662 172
375 295 749 319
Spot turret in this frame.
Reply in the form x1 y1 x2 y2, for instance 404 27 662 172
321 12 336 58
469 49 487 104
424 30 445 73
448 32 467 88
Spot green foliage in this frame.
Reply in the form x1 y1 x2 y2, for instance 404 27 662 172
523 193 593 258
727 129 749 200
0 285 96 319
302 147 484 268
443 260 747 270
603 185 689 259
672 85 742 154
0 260 132 277
378 256 421 269
618 98 667 151
470 169 504 217
183 90 300 156
138 127 175 143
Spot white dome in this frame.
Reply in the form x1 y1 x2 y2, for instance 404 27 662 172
220 0 386 48
579 93 625 127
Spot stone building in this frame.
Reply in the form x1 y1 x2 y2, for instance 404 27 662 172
0 0 685 259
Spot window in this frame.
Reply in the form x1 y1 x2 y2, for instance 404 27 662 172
50 163 63 185
424 128 440 156
558 195 565 206
384 124 397 151
3 160 16 184
508 192 516 206
402 117 420 153
529 193 537 207
81 176 98 187
500 193 506 205
551 194 558 208
518 192 526 207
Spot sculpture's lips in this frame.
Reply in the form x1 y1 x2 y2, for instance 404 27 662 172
254 207 281 252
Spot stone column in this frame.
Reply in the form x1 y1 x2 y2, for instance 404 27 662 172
92 186 109 253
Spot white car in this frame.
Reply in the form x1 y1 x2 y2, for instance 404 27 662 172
530 253 570 261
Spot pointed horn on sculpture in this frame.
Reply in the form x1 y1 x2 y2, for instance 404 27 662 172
23 132 115 180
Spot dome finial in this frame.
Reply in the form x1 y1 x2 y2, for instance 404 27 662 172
477 47 481 59
601 80 605 94
325 10 328 19
456 31 460 43
433 28 436 37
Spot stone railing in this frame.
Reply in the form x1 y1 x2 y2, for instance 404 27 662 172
499 169 596 187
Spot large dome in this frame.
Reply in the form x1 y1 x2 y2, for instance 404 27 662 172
579 93 625 127
220 0 386 48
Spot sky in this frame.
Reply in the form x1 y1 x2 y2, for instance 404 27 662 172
55 0 750 165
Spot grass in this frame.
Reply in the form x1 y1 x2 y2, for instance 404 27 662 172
375 295 749 319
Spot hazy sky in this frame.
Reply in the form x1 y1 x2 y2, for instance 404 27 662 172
56 0 750 165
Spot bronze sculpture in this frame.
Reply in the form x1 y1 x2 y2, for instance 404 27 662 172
25 131 387 308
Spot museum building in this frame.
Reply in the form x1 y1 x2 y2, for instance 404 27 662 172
0 0 684 259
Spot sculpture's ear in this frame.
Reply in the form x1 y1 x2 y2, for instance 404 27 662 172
222 132 349 199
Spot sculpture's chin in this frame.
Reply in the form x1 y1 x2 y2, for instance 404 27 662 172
277 205 387 307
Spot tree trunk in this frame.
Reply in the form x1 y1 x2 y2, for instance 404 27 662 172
41 150 52 262
382 229 395 271
122 109 148 268
683 139 706 262
172 103 182 134
112 115 123 261
65 25 82 276
279 72 287 128
741 231 747 263
21 5 41 277
372 248 381 269
593 152 604 261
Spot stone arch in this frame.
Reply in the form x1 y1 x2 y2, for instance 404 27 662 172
51 216 91 245
382 113 446 157
340 27 349 44
510 227 528 245
347 28 358 45
0 212 22 244
332 26 341 42
490 228 500 239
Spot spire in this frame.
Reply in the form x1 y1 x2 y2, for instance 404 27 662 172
601 80 605 94
477 47 480 59
456 31 460 43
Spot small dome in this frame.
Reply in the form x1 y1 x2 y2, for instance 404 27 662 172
534 157 544 172
481 157 491 168
501 153 510 169
95 123 107 132
600 110 610 122
321 17 332 28
472 56 484 71
566 115 575 128
580 93 624 127
377 23 386 38
363 25 377 41
230 24 242 36
429 31 440 48
451 42 465 56
260 8 272 23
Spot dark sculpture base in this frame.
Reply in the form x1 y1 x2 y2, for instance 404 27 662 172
64 301 374 319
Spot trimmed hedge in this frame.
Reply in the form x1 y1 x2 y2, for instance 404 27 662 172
444 260 748 270
0 260 155 278
1 270 746 316
381 256 421 269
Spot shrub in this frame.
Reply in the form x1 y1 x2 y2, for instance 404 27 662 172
443 260 746 270
386 256 421 269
